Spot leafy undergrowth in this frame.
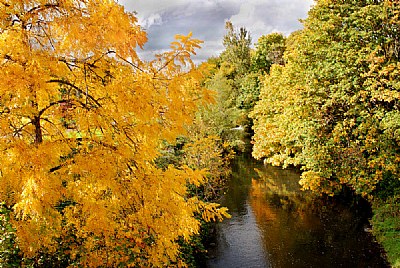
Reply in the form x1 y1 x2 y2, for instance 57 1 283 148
372 198 400 268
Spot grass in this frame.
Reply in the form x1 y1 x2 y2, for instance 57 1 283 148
371 198 400 267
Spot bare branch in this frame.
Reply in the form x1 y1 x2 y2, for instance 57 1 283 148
116 54 145 73
10 120 32 137
26 4 60 15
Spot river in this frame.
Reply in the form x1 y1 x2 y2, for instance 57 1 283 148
206 154 388 268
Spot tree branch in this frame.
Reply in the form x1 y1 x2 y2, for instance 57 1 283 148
26 4 60 15
46 79 102 107
116 54 145 73
38 99 70 117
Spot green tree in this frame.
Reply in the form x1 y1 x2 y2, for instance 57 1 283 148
221 21 252 78
252 0 400 198
217 22 262 144
251 31 306 169
252 33 286 73
235 72 261 111
202 67 246 150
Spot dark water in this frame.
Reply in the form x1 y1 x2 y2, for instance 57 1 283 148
207 155 388 268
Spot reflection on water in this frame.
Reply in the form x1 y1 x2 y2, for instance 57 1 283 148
207 155 388 268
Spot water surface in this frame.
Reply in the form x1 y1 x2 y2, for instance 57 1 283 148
207 155 388 268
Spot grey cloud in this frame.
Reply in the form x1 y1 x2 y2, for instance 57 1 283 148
138 2 239 61
122 0 313 62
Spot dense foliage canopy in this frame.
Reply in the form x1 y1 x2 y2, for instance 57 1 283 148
252 0 400 198
0 1 228 266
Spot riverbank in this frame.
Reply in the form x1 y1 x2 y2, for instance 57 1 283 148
371 199 400 268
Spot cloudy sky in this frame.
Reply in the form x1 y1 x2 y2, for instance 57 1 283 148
119 0 314 62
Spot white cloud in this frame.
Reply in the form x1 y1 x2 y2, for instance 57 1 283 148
230 0 314 41
230 2 256 24
139 13 163 29
119 0 190 18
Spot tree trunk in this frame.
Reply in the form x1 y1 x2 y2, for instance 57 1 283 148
33 116 42 144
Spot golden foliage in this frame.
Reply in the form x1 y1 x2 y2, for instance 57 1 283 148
0 1 227 266
183 135 235 200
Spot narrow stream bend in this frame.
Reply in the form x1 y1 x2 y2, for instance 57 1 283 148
207 155 388 268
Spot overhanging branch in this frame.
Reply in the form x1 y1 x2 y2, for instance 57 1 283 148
46 79 102 108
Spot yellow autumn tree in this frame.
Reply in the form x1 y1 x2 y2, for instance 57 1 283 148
0 1 228 266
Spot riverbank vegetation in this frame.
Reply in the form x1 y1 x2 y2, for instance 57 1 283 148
250 1 400 266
